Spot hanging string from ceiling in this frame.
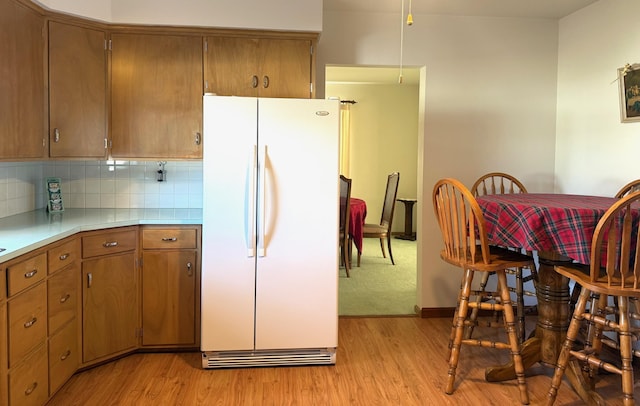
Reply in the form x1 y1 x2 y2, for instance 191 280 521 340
399 0 413 84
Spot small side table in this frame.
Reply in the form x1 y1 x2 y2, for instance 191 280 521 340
396 198 417 241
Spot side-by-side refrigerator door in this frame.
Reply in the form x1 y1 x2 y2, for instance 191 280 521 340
201 95 259 351
255 98 340 350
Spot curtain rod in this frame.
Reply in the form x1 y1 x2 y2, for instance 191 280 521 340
340 100 357 104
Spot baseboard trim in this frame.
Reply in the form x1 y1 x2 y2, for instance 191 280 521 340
417 305 538 318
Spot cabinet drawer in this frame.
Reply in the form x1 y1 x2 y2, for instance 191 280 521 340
48 265 78 334
142 228 197 249
9 343 48 406
49 319 78 396
48 238 79 275
82 229 137 258
7 253 46 297
8 283 47 367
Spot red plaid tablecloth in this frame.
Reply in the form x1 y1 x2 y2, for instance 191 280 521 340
476 194 619 265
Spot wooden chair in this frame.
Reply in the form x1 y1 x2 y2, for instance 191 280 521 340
339 175 352 277
469 172 538 343
615 179 640 198
546 190 640 406
357 172 400 267
432 178 532 405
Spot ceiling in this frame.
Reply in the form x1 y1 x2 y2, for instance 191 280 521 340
323 0 598 20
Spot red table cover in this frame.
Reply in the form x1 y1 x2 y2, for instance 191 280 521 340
349 198 367 253
476 193 620 265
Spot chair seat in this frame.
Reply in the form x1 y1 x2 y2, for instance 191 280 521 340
440 245 534 272
555 263 640 298
362 223 387 236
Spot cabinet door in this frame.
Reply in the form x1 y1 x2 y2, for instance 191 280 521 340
141 251 197 346
204 36 259 97
49 21 107 158
257 38 312 99
82 252 138 363
111 33 203 159
0 0 46 159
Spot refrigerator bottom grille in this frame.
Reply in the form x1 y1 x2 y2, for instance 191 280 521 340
202 348 336 369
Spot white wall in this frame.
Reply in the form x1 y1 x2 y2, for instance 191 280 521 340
556 0 640 196
34 0 322 31
319 10 559 309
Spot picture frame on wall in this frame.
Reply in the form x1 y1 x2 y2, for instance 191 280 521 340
619 63 640 123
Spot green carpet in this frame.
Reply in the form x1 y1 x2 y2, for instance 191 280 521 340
338 237 417 316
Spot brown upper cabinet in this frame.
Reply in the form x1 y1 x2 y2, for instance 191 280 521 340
49 21 108 159
0 0 47 160
204 36 313 98
110 33 203 159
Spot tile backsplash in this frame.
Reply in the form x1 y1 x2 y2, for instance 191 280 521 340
0 160 203 219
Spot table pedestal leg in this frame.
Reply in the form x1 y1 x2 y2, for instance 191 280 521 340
484 252 602 404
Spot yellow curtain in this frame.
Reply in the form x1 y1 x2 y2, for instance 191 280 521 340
339 103 351 177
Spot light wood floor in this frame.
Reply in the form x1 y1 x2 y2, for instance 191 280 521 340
48 316 635 405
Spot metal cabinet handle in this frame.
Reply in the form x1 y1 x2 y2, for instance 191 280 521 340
195 132 201 145
53 128 60 143
25 382 38 396
24 317 37 328
252 75 258 88
24 269 38 279
87 273 93 288
103 241 118 248
161 237 177 242
60 349 71 361
60 293 71 303
263 75 270 88
59 253 69 260
187 262 193 277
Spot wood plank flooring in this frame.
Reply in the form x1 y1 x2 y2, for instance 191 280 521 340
48 316 633 405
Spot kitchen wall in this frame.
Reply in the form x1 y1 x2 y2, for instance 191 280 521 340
0 161 203 219
33 0 322 31
555 0 640 196
319 9 560 309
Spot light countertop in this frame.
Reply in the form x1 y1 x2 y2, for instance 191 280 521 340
0 208 203 263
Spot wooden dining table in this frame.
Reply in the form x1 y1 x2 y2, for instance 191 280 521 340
349 198 367 256
476 193 624 404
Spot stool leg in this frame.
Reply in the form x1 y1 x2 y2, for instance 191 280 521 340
617 297 635 406
446 268 474 395
515 267 525 343
496 270 529 405
465 271 491 339
547 286 591 405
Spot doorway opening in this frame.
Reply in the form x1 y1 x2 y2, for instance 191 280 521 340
326 64 422 316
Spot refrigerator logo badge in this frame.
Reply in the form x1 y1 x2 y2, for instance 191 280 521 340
315 111 330 116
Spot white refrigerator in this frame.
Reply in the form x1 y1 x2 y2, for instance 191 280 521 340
200 95 339 368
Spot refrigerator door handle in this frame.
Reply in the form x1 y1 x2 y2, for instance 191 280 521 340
257 144 267 257
247 145 257 257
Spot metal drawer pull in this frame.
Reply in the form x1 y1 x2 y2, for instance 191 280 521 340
252 75 258 88
60 349 72 361
162 237 177 242
53 128 60 143
25 382 38 396
103 241 118 247
24 317 37 328
24 269 38 278
87 273 93 288
195 132 201 146
60 293 71 303
263 75 269 88
187 262 193 277
59 253 69 260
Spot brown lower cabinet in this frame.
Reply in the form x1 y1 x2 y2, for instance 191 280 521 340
1 225 201 405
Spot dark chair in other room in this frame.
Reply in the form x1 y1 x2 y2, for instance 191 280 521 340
469 172 538 343
432 178 532 405
357 172 399 267
339 175 352 277
546 190 640 406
